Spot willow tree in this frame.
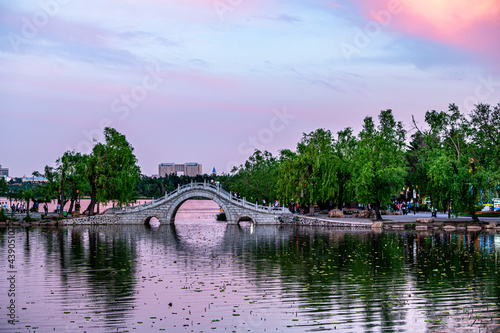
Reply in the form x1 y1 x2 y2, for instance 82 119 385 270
469 103 500 200
353 110 406 220
277 128 337 215
86 127 141 215
331 128 357 210
33 151 88 217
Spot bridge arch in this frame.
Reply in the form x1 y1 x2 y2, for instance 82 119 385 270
236 215 255 224
165 191 236 224
144 215 162 226
105 182 284 225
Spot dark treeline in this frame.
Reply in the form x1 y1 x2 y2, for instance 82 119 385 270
136 174 217 198
219 104 500 221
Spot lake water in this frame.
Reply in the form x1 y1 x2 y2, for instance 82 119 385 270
1 200 500 332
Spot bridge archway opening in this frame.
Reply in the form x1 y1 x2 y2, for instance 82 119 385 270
237 216 255 224
144 216 161 227
172 199 223 224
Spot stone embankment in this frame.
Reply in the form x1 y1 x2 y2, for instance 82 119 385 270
0 214 120 227
280 214 373 228
383 217 500 231
60 215 119 225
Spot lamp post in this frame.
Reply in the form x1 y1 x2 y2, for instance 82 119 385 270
8 189 12 217
58 189 61 216
76 190 80 216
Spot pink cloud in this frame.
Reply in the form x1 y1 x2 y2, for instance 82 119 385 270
353 0 500 57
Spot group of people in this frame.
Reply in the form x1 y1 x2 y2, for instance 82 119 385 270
1 201 51 216
1 202 27 216
289 201 301 213
395 202 413 215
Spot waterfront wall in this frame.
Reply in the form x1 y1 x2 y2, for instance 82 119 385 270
61 214 120 225
279 214 372 228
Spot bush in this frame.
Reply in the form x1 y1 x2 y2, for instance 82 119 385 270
23 216 39 223
0 209 7 222
216 212 227 221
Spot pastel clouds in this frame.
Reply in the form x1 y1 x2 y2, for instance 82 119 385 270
1 0 499 177
352 0 500 56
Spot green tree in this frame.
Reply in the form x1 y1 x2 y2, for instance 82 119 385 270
225 150 279 204
277 129 337 215
353 110 406 220
34 151 88 217
0 177 7 195
468 103 500 200
418 104 492 221
21 189 34 219
86 127 141 215
63 152 88 214
331 128 357 210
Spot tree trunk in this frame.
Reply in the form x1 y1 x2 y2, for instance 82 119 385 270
88 183 97 216
309 202 314 216
59 177 66 218
337 184 344 212
447 195 451 219
469 186 479 223
470 211 480 223
68 199 75 214
374 202 382 220
26 199 30 219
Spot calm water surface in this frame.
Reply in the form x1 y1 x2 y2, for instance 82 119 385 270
1 200 500 332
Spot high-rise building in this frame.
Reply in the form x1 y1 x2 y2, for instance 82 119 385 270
0 165 8 177
159 162 202 177
212 167 216 177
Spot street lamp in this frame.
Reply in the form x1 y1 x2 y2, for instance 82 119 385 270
8 189 12 217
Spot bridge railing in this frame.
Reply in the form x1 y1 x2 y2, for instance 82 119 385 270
174 181 287 214
106 181 287 214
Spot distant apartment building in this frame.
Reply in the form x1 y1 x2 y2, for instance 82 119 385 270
0 165 8 177
159 162 202 178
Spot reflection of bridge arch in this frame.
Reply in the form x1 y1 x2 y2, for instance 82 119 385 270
144 223 291 256
104 182 285 225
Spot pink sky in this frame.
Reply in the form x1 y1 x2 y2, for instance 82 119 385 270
1 0 499 177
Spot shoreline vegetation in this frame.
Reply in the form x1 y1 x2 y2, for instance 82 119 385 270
1 103 499 226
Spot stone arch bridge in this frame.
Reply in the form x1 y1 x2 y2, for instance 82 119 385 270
103 181 286 225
